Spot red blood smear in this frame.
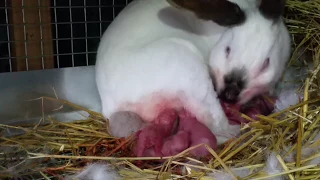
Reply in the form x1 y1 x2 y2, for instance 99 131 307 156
133 109 177 157
132 95 277 158
133 109 217 158
221 95 277 125
177 109 217 156
220 101 244 125
161 131 190 156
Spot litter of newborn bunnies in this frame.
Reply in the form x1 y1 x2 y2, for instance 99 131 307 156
1 0 320 179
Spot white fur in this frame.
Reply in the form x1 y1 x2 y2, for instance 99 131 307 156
67 163 122 180
274 89 301 112
95 0 290 143
263 152 284 180
180 161 250 178
306 133 320 165
95 0 240 143
206 153 285 180
274 63 311 94
209 1 291 104
208 168 251 180
283 132 320 165
209 171 236 180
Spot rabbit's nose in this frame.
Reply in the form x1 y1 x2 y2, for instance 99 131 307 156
219 85 240 103
218 73 245 104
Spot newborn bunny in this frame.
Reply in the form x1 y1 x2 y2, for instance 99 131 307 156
95 0 290 157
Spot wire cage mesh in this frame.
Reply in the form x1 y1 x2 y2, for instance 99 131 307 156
0 0 133 73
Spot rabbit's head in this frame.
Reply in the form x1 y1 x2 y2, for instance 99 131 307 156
168 0 291 104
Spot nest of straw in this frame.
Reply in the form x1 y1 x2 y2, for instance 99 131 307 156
1 0 320 179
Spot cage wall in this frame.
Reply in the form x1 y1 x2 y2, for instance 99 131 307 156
0 0 133 73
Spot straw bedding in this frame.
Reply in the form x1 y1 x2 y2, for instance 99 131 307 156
1 0 320 179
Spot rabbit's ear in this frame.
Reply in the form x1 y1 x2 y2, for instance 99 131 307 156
258 0 286 21
167 0 246 27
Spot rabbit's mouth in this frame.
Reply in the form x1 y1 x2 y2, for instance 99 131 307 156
212 69 247 104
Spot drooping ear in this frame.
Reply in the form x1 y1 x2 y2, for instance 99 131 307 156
166 0 246 27
258 0 286 20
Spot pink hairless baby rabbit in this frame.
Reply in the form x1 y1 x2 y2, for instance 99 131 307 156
95 0 291 158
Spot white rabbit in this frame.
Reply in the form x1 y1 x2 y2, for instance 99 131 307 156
95 0 290 147
209 0 291 104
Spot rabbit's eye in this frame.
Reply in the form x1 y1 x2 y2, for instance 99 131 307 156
261 58 270 71
225 46 231 57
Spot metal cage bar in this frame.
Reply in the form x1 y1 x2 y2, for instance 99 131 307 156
0 0 132 73
37 0 45 69
84 0 89 66
21 0 29 70
68 0 75 67
4 0 12 72
53 0 60 68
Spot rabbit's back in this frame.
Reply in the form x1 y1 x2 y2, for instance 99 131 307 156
96 37 215 123
95 0 239 144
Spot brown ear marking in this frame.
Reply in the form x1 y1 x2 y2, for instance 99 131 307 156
167 0 246 27
258 0 286 20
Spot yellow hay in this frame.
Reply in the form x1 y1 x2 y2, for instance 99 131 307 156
1 0 320 179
